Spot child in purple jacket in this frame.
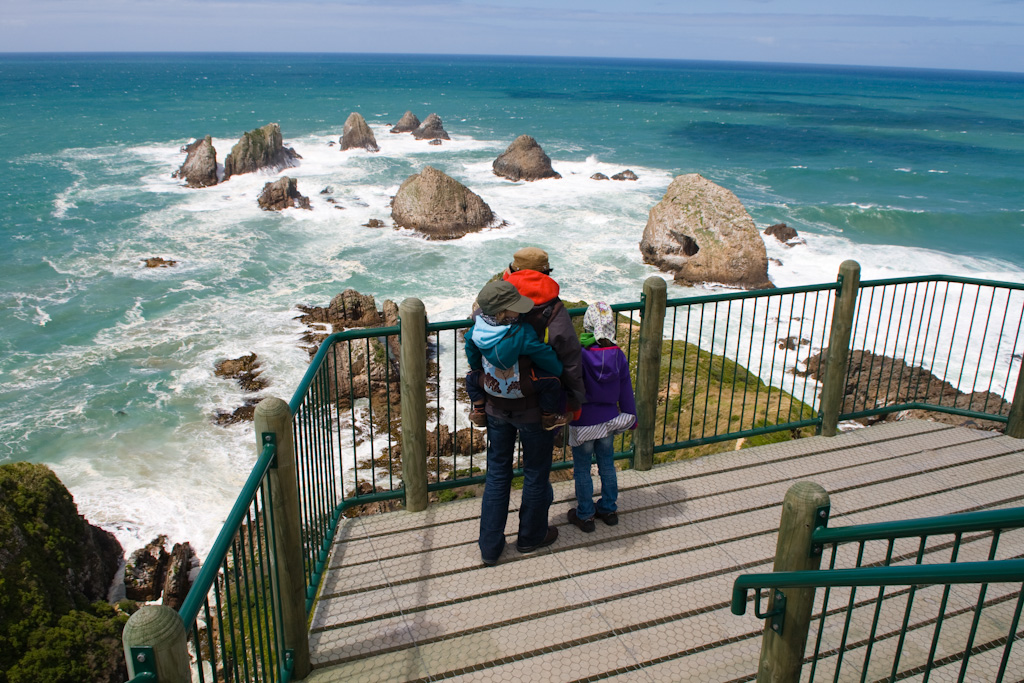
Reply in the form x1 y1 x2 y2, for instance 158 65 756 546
567 302 637 532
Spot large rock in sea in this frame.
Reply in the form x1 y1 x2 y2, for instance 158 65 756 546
172 135 218 188
412 113 450 140
391 166 494 240
340 112 379 152
258 177 312 211
0 462 125 682
390 110 421 133
640 173 772 289
223 123 301 180
492 135 561 182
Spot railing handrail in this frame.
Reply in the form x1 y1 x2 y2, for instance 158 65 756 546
178 439 277 627
731 558 1024 615
813 506 1024 546
859 273 1024 291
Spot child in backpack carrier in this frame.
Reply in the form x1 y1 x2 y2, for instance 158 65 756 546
464 280 571 431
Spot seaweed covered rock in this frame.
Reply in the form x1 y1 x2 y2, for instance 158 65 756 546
340 112 379 152
0 462 124 683
640 173 772 289
223 123 301 180
257 177 311 211
492 135 561 182
172 135 218 188
412 113 450 140
390 110 421 133
123 536 169 602
391 166 494 240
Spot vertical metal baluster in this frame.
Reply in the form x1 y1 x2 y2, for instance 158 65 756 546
953 285 982 406
843 284 867 418
203 595 219 682
776 293 797 425
715 299 732 436
957 529 1001 682
792 291 811 423
887 282 914 408
363 336 377 491
938 283 967 408
727 298 745 429
859 539 896 683
312 361 329 552
741 296 758 430
244 507 268 682
923 281 952 406
889 537 928 681
833 541 867 683
259 485 283 679
923 532 962 683
994 583 1024 683
755 296 771 428
808 542 840 683
968 286 996 414
662 305 678 445
981 288 1013 416
229 537 251 683
676 305 690 445
909 281 936 405
701 301 719 439
384 329 396 490
765 294 785 429
689 303 705 440
865 285 889 414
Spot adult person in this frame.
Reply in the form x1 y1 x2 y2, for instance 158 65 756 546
503 247 586 419
467 280 561 567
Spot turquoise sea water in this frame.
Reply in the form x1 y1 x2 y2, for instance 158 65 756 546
1 53 1022 555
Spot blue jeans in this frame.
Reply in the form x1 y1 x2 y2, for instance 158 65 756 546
571 435 618 520
478 414 555 562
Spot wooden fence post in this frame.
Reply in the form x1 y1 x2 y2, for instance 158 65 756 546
756 481 831 683
1005 356 1024 438
634 276 667 471
122 605 190 682
400 297 429 511
254 397 311 679
819 260 861 436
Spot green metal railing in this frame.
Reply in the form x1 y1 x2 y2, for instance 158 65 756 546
840 275 1024 425
177 438 293 683
733 499 1024 681
145 264 1023 681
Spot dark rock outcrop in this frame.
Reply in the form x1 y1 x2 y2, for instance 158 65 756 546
172 136 219 188
640 173 772 289
258 177 311 211
365 218 386 228
0 462 127 683
215 353 267 392
391 166 495 240
142 257 177 268
223 123 301 180
412 113 450 140
765 223 800 244
160 542 195 611
797 349 1011 430
492 135 561 182
611 169 638 181
298 289 386 330
428 139 443 146
123 536 169 602
340 112 379 152
591 173 609 180
390 111 421 133
213 398 263 425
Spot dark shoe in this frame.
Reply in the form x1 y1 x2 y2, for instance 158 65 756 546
568 508 596 533
541 412 572 431
481 556 498 567
595 511 618 526
516 525 559 553
469 409 487 428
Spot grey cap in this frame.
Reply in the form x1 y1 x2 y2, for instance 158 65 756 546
477 280 534 316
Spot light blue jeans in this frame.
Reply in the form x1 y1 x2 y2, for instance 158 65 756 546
571 435 618 520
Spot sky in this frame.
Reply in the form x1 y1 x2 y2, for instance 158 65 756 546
1 0 1023 73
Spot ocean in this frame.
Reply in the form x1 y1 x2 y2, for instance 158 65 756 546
1 53 1022 558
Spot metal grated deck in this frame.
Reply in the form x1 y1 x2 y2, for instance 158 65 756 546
299 420 1024 682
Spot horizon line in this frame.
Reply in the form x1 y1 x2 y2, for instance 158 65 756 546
1 50 1022 78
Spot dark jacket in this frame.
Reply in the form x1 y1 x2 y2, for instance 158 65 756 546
573 343 636 427
504 269 586 408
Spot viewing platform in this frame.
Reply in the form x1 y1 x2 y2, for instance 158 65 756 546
302 420 1024 682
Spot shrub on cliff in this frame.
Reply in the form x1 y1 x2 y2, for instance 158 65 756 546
0 462 124 683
